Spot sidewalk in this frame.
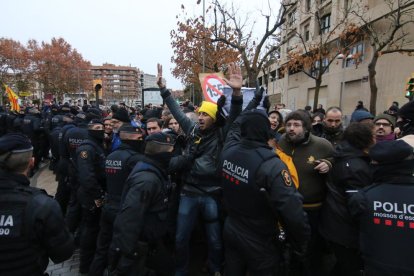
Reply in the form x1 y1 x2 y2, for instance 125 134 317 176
31 164 81 276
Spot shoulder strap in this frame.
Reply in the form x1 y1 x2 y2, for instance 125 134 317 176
133 162 164 183
80 140 103 154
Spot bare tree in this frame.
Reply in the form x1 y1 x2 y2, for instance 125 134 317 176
352 0 414 114
284 1 361 110
210 0 295 87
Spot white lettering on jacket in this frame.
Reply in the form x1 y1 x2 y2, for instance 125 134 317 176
223 160 248 178
373 201 414 215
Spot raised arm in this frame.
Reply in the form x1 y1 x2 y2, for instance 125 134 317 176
156 63 195 134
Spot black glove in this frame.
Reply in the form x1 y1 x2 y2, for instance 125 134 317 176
215 95 227 127
262 95 270 113
160 87 171 99
254 81 265 103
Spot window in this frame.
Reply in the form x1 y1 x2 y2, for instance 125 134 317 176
304 24 310 41
270 70 277 81
305 0 311 12
311 57 329 77
320 14 331 34
288 9 297 27
287 36 295 52
344 0 352 10
277 68 285 79
346 42 364 67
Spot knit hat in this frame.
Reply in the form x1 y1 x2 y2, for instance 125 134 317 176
369 140 413 163
112 108 130 123
374 114 396 128
85 108 102 122
398 100 414 121
350 110 374 122
198 101 218 122
240 109 271 143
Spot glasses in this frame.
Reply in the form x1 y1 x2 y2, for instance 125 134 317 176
375 122 391 127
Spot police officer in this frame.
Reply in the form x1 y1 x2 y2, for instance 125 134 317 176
396 100 414 137
220 107 310 275
76 118 106 274
61 110 100 233
89 125 145 276
109 132 175 275
21 107 44 174
0 108 7 137
349 137 414 276
51 113 74 214
0 133 74 275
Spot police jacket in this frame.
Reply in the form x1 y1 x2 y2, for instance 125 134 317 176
76 137 106 209
111 157 170 256
50 124 63 162
164 94 221 194
105 143 144 206
349 159 414 274
319 141 372 248
21 113 43 139
0 112 7 137
0 170 74 275
221 118 310 250
59 124 87 177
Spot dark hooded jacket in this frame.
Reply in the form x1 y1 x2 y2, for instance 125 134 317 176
319 141 373 248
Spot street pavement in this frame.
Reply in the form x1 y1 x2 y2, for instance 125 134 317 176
31 163 81 276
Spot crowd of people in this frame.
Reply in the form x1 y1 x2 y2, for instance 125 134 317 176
0 62 413 276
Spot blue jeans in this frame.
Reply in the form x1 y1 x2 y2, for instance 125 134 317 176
175 193 223 275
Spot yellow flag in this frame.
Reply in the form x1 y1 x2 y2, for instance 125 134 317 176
4 84 20 112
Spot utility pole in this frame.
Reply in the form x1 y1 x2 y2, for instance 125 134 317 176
94 83 102 108
202 0 206 73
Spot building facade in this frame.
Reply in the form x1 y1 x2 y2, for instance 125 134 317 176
90 63 140 106
140 73 159 90
264 0 414 117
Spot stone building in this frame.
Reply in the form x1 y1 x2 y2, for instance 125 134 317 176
263 0 414 117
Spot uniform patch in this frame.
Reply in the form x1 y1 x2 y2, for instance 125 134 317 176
80 151 88 159
281 170 292 187
307 155 316 164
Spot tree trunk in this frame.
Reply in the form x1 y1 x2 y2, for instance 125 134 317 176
313 77 322 111
247 69 258 88
368 51 379 115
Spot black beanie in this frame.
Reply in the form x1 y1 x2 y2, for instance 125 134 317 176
86 108 102 122
369 140 413 164
240 109 271 143
398 101 414 121
113 108 130 123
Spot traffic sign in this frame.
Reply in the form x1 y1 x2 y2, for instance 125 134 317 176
18 91 32 97
199 73 226 103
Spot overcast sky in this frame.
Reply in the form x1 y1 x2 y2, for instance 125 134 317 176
3 0 279 89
